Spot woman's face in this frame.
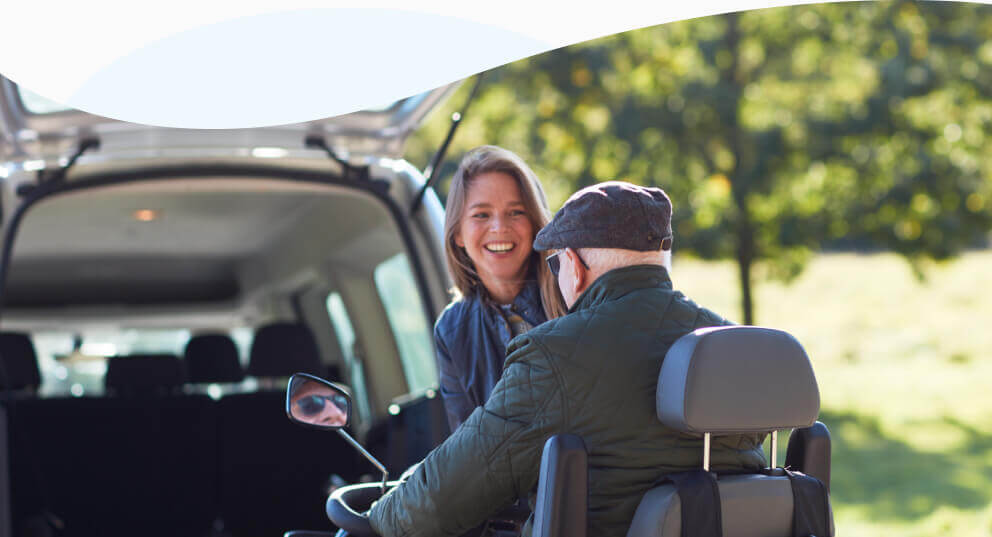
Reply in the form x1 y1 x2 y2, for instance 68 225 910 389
454 171 535 294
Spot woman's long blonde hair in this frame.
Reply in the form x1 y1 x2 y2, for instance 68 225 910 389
443 146 566 320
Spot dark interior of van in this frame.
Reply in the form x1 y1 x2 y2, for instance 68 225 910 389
0 176 450 537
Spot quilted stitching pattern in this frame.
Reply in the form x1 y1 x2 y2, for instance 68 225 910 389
370 265 765 537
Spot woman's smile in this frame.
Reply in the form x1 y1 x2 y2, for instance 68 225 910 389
484 241 516 253
455 171 535 303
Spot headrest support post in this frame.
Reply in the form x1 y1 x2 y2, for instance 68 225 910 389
702 432 711 472
770 430 778 468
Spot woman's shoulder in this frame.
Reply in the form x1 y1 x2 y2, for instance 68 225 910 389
434 294 482 335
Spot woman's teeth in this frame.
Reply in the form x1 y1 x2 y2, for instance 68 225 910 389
485 242 514 253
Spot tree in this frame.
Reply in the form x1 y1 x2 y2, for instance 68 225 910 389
406 1 992 323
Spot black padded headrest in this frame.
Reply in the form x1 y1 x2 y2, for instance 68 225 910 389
657 326 820 434
0 332 41 391
248 322 322 378
105 354 186 395
184 334 245 383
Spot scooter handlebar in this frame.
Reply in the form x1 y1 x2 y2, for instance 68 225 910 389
326 481 401 537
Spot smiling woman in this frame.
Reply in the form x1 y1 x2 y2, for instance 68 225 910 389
455 171 535 303
433 145 566 431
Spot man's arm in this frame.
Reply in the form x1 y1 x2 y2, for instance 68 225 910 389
370 338 565 537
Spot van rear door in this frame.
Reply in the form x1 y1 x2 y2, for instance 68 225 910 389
0 75 456 168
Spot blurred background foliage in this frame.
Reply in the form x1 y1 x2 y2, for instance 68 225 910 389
405 0 992 324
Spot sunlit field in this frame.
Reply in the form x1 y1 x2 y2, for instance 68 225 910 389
674 250 992 537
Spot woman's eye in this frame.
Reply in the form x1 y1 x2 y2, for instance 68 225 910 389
510 210 526 217
471 212 489 219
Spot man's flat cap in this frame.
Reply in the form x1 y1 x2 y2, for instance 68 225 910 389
533 181 673 252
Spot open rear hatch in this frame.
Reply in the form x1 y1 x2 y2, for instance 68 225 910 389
0 75 456 325
0 75 456 176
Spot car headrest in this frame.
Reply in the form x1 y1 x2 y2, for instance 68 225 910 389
0 332 41 391
184 334 245 383
657 326 819 434
247 322 322 378
105 354 186 395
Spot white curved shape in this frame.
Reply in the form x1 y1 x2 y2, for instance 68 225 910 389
1 0 983 127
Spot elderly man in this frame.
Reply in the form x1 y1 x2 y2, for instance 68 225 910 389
370 181 766 537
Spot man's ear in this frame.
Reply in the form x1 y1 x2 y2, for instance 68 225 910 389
566 248 586 296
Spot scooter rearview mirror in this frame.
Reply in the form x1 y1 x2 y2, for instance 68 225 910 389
286 374 351 429
286 373 390 493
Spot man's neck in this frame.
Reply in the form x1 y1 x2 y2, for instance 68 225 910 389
569 263 673 311
578 261 669 299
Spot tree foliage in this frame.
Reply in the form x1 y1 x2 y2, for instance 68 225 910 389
406 1 992 323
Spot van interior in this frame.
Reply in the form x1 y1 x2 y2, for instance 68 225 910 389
0 175 450 537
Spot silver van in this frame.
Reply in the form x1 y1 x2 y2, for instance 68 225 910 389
0 75 457 537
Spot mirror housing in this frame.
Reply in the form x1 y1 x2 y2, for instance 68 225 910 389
285 372 389 492
285 373 352 430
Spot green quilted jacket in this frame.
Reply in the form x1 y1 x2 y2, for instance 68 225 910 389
369 264 767 537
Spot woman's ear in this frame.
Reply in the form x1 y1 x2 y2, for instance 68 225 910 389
454 231 464 248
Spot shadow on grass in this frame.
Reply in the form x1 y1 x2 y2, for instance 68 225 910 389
820 409 992 522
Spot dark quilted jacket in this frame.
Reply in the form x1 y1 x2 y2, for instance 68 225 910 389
369 264 767 537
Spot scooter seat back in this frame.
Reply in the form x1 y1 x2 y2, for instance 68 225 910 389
625 473 834 537
629 326 833 537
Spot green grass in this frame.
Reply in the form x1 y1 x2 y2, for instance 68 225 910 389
674 250 992 537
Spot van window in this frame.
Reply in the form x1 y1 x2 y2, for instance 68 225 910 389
32 329 192 396
229 327 255 366
373 253 437 394
325 292 371 421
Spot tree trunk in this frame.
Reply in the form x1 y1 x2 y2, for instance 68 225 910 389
724 12 756 325
735 212 755 325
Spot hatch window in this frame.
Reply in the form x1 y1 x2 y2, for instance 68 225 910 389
31 328 255 397
32 329 191 396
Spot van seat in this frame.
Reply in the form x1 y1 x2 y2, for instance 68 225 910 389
104 354 185 396
185 333 245 384
367 391 449 474
0 332 41 393
247 322 322 378
217 322 362 537
8 394 219 537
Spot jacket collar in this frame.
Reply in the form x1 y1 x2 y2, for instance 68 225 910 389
514 278 542 311
570 264 673 313
475 278 546 325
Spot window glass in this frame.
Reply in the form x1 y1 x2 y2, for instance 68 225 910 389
32 329 191 397
373 253 437 394
30 328 255 397
229 327 255 366
325 292 371 421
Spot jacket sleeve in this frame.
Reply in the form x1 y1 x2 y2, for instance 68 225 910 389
434 322 472 432
370 336 566 537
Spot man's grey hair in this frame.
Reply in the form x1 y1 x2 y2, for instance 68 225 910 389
577 247 672 275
